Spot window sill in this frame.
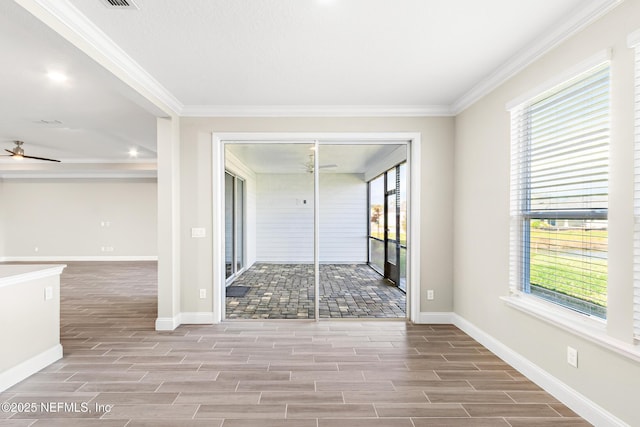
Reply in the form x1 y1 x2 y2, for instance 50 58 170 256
501 293 640 363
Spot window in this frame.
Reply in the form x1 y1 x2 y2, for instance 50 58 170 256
631 29 640 340
510 62 610 319
367 162 407 290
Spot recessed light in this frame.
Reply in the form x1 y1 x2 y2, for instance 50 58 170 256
47 71 68 83
128 148 138 158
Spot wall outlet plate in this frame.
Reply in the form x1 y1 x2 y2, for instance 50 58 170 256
567 346 578 368
199 289 206 299
192 227 206 238
427 290 434 300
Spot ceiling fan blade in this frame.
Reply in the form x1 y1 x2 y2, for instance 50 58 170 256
22 154 61 162
4 149 16 155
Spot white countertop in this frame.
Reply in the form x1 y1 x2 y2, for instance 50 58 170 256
0 264 67 288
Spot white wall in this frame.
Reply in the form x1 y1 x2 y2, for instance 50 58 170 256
1 179 157 259
0 266 63 391
255 173 367 263
256 173 314 262
319 173 367 263
454 1 640 424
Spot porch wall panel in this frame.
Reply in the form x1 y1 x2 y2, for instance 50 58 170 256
256 173 366 263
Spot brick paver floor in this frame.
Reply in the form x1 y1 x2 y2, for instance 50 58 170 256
226 264 406 319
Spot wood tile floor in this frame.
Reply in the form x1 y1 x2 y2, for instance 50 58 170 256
0 262 591 426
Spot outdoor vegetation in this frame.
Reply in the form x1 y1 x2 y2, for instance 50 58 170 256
529 219 607 310
369 204 407 244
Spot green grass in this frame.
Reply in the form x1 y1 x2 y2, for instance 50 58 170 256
531 226 607 250
368 239 407 281
530 253 607 307
369 230 407 245
529 226 607 308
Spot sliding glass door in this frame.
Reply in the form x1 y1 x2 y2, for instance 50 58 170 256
225 171 245 281
224 143 316 319
398 163 407 291
368 175 385 274
222 140 409 320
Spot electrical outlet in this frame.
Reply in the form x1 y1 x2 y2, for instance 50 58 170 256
199 289 206 299
44 287 53 301
192 227 206 238
427 290 434 300
567 346 578 368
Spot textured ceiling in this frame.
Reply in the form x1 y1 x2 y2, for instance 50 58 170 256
0 0 158 162
69 0 589 109
226 143 404 174
0 0 617 167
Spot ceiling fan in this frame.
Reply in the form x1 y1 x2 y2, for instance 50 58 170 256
2 141 61 162
305 153 337 173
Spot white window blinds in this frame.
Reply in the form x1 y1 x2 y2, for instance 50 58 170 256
510 62 610 318
630 29 640 340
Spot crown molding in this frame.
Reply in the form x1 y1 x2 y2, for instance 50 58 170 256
0 161 156 170
0 173 157 180
0 161 157 179
451 0 623 115
15 0 623 120
180 104 455 118
16 0 183 116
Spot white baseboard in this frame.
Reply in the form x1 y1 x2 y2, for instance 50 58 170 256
180 312 215 325
416 311 455 324
0 256 157 262
0 344 63 392
155 312 215 330
155 315 180 331
451 314 628 427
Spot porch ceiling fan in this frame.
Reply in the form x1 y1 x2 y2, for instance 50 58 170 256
305 153 337 173
2 141 61 162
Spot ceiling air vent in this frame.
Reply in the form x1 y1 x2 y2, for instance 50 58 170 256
100 0 139 9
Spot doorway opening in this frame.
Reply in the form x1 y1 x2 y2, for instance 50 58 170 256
213 133 421 323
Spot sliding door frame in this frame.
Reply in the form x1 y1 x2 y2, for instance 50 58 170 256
212 132 421 323
224 170 246 284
